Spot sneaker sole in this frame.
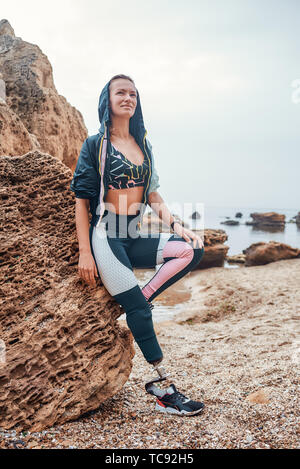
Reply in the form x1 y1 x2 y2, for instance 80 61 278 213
155 402 204 416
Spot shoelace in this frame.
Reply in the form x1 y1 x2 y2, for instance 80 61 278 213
168 390 188 403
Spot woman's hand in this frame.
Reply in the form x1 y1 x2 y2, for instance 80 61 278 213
78 251 99 287
172 222 204 249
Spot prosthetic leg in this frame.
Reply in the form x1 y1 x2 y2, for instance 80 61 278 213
145 362 172 398
145 361 205 416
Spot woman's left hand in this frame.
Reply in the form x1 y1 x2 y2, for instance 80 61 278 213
172 222 204 249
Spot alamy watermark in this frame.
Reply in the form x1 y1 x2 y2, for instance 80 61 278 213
95 198 205 240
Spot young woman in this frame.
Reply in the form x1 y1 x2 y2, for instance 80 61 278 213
70 74 205 416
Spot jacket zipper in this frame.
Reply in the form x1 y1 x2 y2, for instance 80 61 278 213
96 122 107 227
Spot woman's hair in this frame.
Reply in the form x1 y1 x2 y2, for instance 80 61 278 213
108 74 135 89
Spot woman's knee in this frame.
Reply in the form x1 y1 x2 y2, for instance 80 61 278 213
164 238 194 261
181 239 204 264
148 355 164 366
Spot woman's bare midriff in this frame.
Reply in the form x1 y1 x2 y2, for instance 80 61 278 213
105 186 144 215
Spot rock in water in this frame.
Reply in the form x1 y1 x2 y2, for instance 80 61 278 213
190 211 201 220
249 212 285 226
0 151 134 431
220 219 239 225
0 19 88 170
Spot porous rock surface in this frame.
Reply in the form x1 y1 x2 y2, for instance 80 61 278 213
0 19 88 170
0 151 134 432
0 101 34 156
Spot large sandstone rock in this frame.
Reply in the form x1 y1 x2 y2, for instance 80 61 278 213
0 151 134 432
196 229 230 269
0 19 88 170
246 212 286 226
243 241 300 266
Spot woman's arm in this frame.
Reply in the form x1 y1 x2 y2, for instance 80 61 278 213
75 198 98 285
147 191 204 249
147 191 175 228
75 198 91 254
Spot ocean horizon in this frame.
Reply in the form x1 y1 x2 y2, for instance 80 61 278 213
179 204 300 258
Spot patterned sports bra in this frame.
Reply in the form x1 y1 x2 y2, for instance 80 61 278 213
108 142 149 190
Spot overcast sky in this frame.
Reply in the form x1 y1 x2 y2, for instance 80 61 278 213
2 0 300 209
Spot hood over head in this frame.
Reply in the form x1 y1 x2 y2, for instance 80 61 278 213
98 79 147 145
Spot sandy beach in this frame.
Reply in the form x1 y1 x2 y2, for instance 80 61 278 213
1 258 299 449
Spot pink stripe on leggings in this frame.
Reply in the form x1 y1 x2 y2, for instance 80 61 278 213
142 241 194 301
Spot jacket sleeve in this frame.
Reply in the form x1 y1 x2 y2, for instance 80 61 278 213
147 139 160 194
70 138 99 199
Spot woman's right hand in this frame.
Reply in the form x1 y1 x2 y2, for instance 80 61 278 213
78 251 99 287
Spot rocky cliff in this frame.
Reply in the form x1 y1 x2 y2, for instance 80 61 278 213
0 19 87 170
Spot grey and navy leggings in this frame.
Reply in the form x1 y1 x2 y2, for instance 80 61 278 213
90 209 204 364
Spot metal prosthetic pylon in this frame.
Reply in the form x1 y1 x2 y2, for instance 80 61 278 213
145 364 171 396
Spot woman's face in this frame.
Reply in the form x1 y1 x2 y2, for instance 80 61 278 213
109 78 137 119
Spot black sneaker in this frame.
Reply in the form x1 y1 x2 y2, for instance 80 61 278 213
155 384 204 416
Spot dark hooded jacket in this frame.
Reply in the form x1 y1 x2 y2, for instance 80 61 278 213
70 80 160 230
